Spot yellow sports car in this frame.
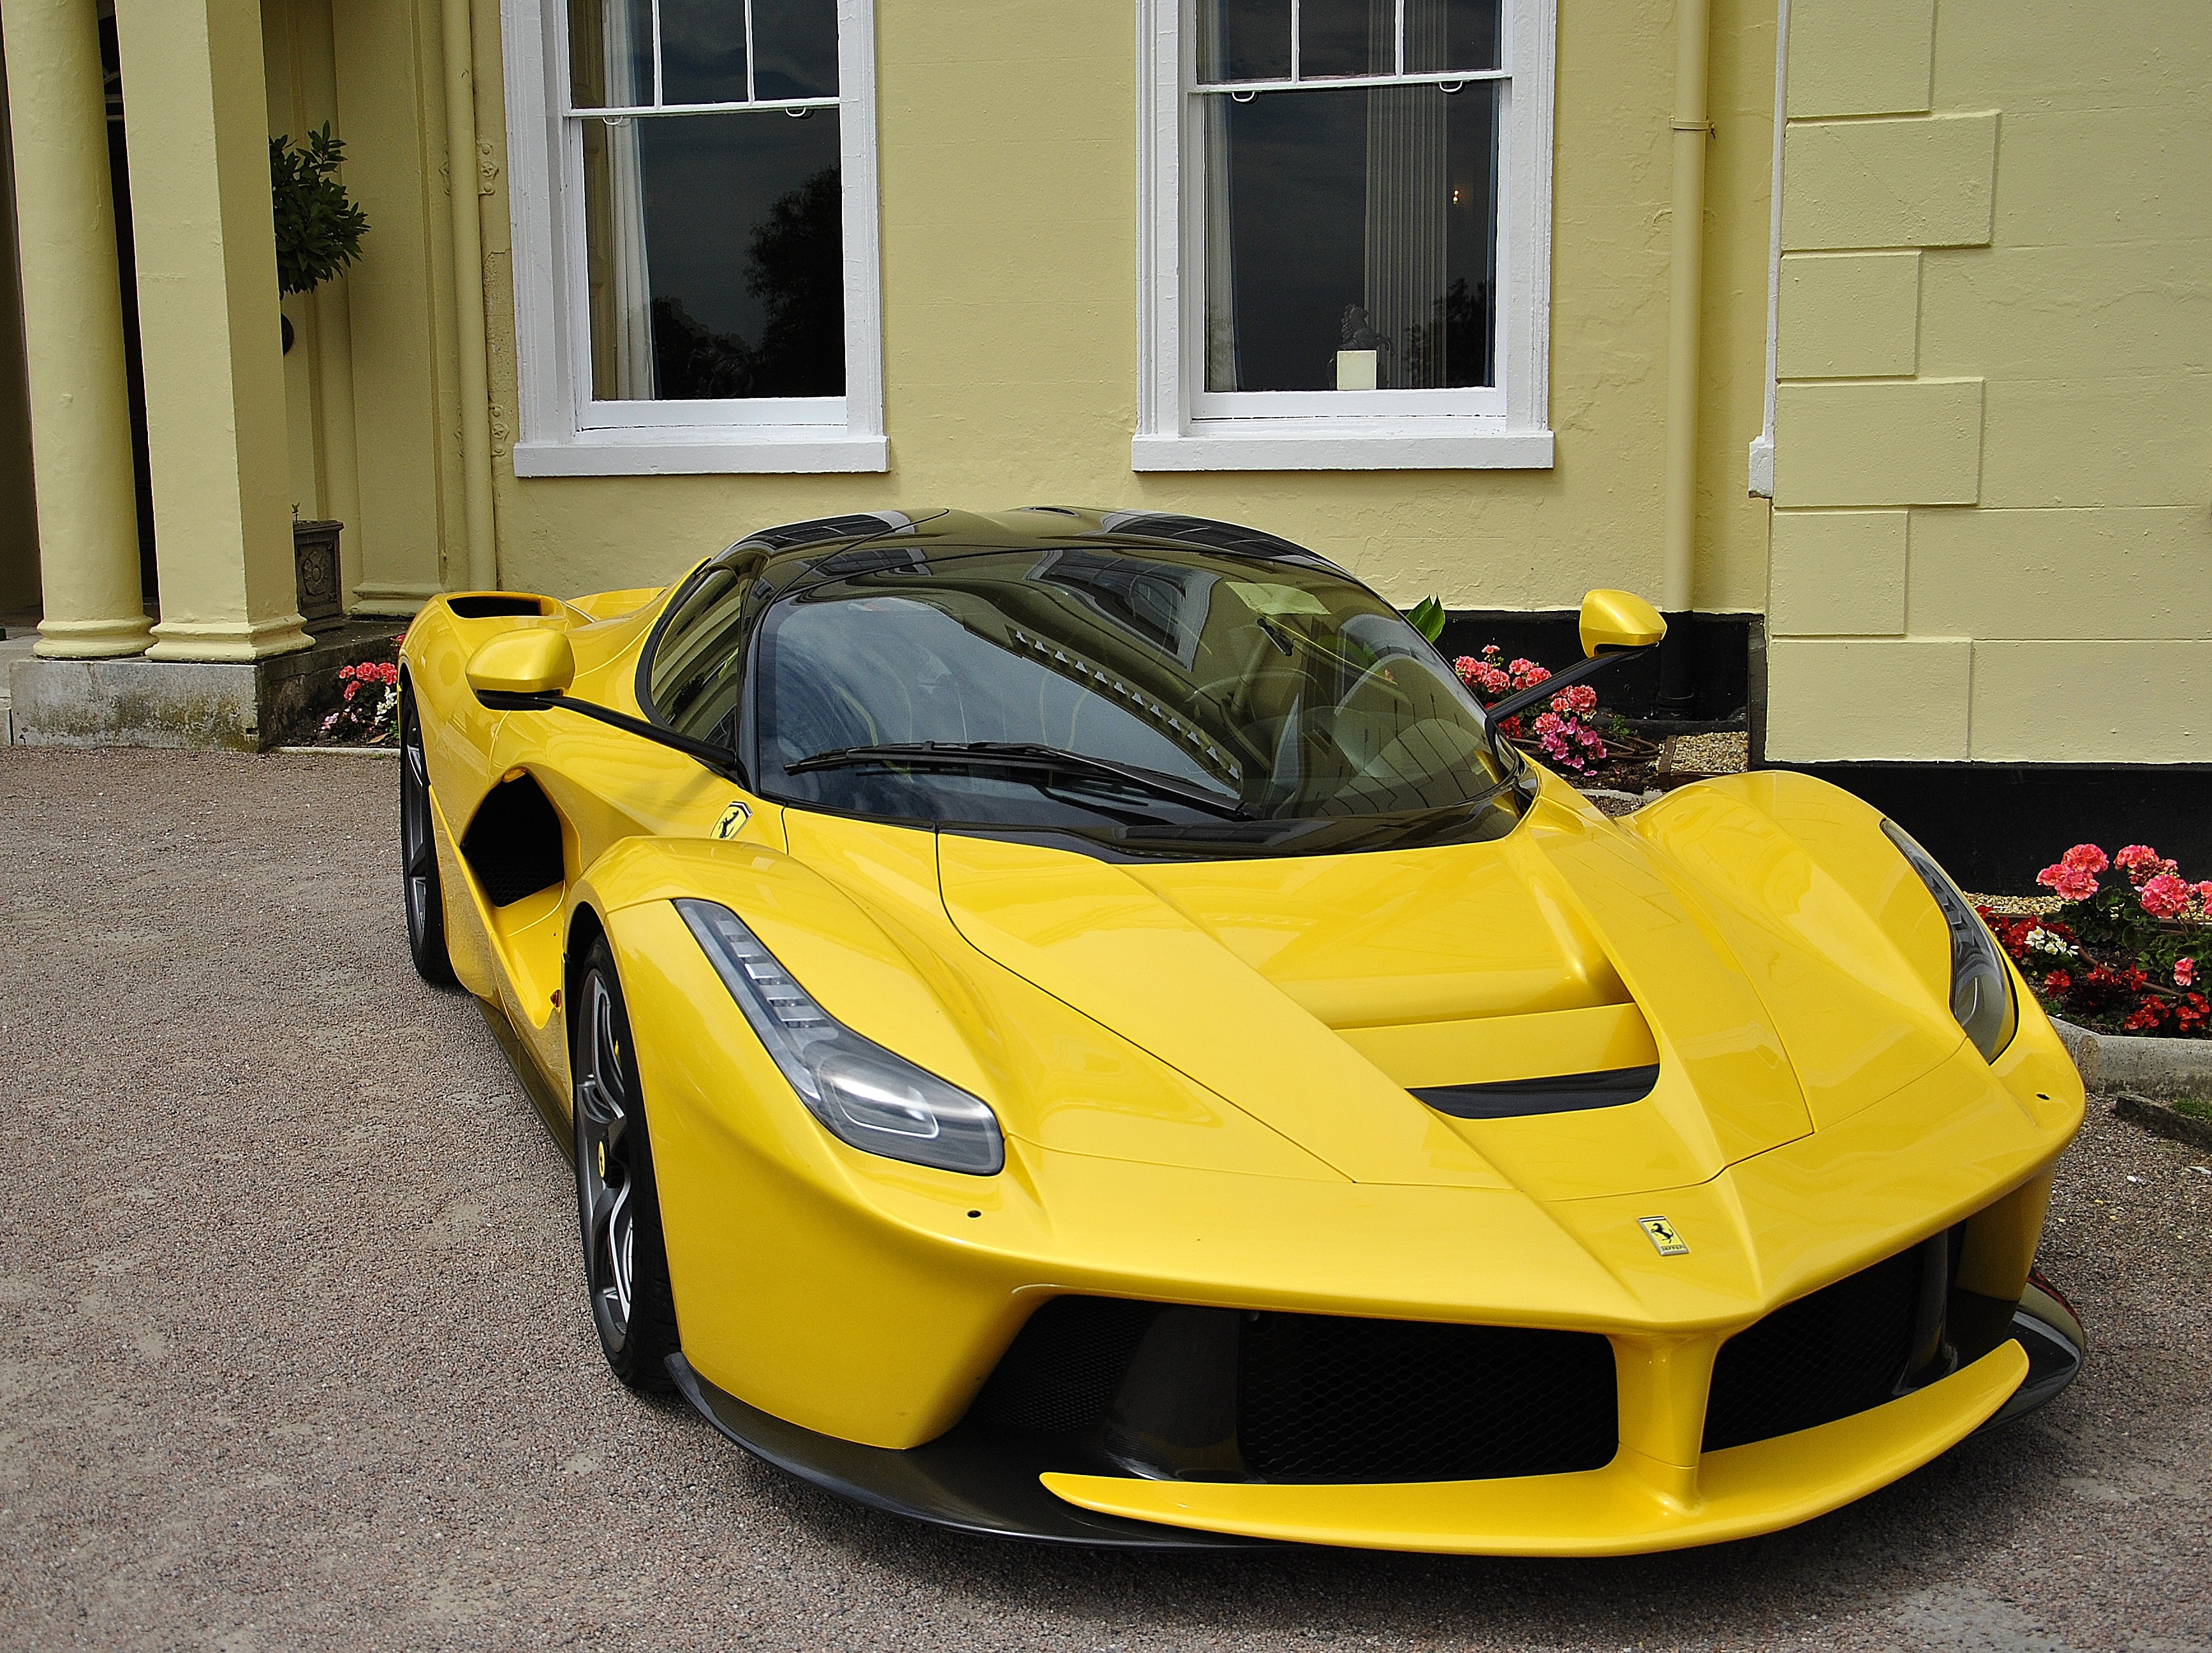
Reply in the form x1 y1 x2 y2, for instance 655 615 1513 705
398 507 2085 1554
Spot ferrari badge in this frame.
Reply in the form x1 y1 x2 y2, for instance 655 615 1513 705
1638 1216 1689 1256
714 801 752 840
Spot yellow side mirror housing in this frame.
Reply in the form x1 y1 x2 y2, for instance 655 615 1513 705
1579 589 1667 659
467 628 576 698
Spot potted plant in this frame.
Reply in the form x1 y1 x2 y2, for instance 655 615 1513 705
271 124 369 629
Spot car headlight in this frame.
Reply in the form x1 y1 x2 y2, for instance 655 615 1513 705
1880 819 2017 1062
677 899 1005 1175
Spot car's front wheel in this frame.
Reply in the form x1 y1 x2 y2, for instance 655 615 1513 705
572 939 679 1390
399 679 457 987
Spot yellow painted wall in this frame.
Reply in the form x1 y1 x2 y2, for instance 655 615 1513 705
254 0 468 619
0 34 40 613
1766 0 2212 763
468 1 1780 619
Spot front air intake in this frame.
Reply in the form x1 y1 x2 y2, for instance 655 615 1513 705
1236 1312 1619 1481
1701 1245 1924 1451
968 1298 1618 1483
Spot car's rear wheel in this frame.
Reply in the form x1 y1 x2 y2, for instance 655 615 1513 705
573 939 679 1390
399 679 458 987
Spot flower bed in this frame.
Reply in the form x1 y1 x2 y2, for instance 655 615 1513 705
1449 645 1669 782
299 634 404 746
1978 842 2212 1039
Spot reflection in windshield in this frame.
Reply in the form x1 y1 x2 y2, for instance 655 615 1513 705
731 543 1521 856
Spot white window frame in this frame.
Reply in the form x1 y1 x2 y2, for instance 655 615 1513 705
500 0 886 476
1133 0 1556 472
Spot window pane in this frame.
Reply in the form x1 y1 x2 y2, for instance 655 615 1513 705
582 110 845 400
660 0 749 105
1197 0 1289 84
1299 0 1390 79
1202 83 1498 392
568 0 652 108
751 0 839 99
1405 0 1501 73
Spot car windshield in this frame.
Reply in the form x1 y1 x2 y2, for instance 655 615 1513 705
670 541 1525 858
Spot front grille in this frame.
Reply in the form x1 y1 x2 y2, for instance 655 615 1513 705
967 1297 1618 1483
1238 1313 1618 1481
1702 1246 1922 1451
970 1297 1157 1434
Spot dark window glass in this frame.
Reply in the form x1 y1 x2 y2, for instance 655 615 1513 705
751 0 838 98
1198 0 1290 83
1406 0 1502 73
744 545 1518 856
582 110 844 400
568 0 653 108
659 0 749 105
1299 0 1390 78
651 561 760 746
1203 83 1497 392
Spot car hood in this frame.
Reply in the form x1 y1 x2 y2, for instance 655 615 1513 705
926 785 1967 1203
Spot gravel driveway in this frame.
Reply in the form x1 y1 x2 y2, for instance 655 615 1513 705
3 749 2206 1652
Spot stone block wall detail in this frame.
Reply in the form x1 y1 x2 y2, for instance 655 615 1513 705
1765 0 2212 765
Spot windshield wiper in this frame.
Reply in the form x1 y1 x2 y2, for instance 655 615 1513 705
786 741 1253 821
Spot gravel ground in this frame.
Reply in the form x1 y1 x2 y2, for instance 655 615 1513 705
3 747 2207 1653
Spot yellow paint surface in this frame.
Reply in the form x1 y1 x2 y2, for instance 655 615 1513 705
1767 0 2211 763
1766 638 1972 761
1768 510 1908 636
1785 0 1935 119
1774 380 1983 508
1777 253 1919 380
1782 113 1998 251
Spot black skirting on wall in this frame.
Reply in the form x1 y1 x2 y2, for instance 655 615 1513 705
1434 610 1758 725
1764 763 2212 895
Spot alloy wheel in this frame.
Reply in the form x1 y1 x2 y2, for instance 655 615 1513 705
576 969 640 1353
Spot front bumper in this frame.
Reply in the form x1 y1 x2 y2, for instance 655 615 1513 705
669 1292 2081 1554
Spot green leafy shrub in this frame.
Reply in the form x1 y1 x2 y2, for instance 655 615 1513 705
270 125 369 297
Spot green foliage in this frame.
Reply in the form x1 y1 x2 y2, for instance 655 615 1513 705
270 125 369 297
1405 595 1447 645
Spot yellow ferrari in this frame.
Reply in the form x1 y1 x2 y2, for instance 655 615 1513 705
398 508 2085 1554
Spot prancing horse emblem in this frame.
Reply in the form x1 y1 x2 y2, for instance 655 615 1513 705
1638 1216 1689 1256
714 800 751 840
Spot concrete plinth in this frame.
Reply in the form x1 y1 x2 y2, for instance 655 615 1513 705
8 622 402 751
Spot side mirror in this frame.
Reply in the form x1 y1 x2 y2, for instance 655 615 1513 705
467 629 575 698
1579 589 1667 659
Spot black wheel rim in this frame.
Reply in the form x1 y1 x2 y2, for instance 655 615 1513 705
399 690 438 951
576 971 638 1353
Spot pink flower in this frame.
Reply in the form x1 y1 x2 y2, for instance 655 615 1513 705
1456 656 1512 696
1508 659 1551 691
2176 958 2196 988
1550 683 1597 717
2113 844 2171 885
2197 881 2212 913
2037 862 2100 902
2139 872 2192 919
2061 844 2110 875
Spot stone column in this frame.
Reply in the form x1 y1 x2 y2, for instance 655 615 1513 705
0 0 154 658
113 0 309 661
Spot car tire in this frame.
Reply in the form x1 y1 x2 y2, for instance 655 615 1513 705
399 678 459 988
572 938 680 1390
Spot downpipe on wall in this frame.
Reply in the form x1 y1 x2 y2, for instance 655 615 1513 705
1657 0 1714 716
442 0 500 592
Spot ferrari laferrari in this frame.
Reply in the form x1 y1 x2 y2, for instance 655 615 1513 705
397 507 2085 1554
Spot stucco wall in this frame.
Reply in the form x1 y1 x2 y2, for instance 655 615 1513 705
0 34 41 614
462 1 1778 619
1766 0 2212 764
